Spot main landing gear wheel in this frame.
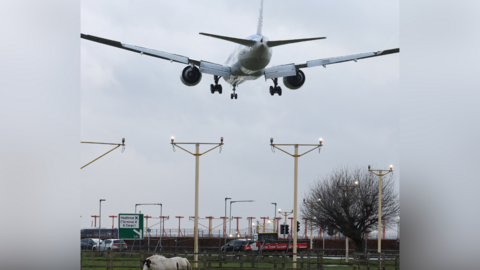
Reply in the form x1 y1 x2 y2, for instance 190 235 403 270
211 75 223 94
231 85 238 99
270 78 282 96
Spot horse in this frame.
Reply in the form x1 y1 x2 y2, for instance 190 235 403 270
143 255 191 270
171 257 191 270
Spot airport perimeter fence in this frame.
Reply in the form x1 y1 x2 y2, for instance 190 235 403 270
81 249 400 269
139 228 399 240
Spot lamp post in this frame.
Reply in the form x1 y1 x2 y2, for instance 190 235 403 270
224 197 231 246
270 138 323 268
171 136 223 267
99 199 105 241
135 203 162 236
229 200 254 236
303 198 320 251
368 164 393 254
271 203 277 232
397 216 400 239
340 180 359 262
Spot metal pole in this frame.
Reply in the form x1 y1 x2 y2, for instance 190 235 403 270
346 237 349 262
378 173 382 254
272 203 277 232
194 143 199 268
293 144 298 268
310 204 313 250
229 202 232 237
224 198 231 245
160 205 162 247
99 199 105 242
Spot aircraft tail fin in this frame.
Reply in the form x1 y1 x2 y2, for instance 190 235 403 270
267 37 326 48
257 0 264 35
199 33 256 47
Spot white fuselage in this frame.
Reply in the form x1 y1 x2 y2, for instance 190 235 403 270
223 35 272 87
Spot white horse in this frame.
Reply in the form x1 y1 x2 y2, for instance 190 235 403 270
143 255 191 270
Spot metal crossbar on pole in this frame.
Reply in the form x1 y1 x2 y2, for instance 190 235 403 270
270 138 323 268
171 136 223 268
81 138 125 169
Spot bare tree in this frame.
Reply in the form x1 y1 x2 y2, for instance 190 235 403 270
301 166 399 252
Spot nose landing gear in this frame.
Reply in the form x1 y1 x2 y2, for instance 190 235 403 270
269 78 282 96
210 75 223 94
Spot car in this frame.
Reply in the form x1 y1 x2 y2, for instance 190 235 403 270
220 240 236 252
220 240 251 252
97 239 128 251
233 240 251 252
81 238 102 251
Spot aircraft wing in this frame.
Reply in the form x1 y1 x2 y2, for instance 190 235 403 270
264 48 399 79
81 34 231 79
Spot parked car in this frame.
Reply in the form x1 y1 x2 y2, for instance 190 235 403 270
97 239 128 251
220 240 251 252
233 240 251 252
220 240 236 252
81 238 102 251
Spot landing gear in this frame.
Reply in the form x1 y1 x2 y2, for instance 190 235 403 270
211 76 223 94
270 78 282 96
230 85 238 99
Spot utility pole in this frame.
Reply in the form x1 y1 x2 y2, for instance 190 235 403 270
171 136 223 268
270 138 323 268
368 164 393 254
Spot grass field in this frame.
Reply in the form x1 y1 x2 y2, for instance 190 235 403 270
81 252 399 269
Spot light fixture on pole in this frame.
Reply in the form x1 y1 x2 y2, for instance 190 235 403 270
368 164 393 254
229 200 254 236
81 139 125 169
99 199 105 242
171 136 224 267
270 137 323 268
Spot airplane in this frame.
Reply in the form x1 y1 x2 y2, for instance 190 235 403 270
81 0 399 100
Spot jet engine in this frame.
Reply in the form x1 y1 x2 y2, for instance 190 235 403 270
180 66 202 86
283 70 306 90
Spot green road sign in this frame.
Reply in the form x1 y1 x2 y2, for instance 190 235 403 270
118 213 144 239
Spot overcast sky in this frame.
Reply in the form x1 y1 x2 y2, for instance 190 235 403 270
80 0 399 234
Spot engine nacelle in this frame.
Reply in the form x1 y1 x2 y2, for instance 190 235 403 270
283 70 306 90
180 66 202 86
